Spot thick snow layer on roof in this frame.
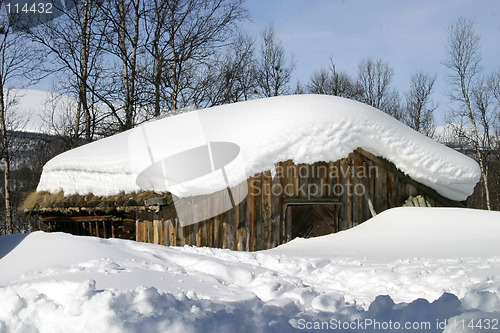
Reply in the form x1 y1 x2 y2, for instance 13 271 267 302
37 95 480 200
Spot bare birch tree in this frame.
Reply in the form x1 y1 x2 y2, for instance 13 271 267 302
357 58 402 119
256 25 295 97
98 0 143 131
139 0 246 116
0 19 42 234
195 32 257 107
444 17 493 210
143 0 170 117
308 59 361 99
404 72 437 136
27 0 108 145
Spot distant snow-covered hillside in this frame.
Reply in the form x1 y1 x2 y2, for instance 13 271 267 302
4 89 74 134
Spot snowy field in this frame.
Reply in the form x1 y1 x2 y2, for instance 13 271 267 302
1 207 499 332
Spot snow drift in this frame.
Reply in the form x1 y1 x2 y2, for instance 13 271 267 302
0 207 499 332
269 207 500 259
36 95 480 201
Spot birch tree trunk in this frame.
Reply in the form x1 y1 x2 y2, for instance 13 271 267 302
445 17 491 210
0 86 13 234
116 0 140 130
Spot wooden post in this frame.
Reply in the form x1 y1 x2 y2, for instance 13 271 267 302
153 216 159 244
247 177 256 251
286 205 292 242
102 221 107 238
135 211 138 242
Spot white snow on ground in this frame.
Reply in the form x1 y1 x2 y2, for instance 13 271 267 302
37 95 480 201
1 207 499 332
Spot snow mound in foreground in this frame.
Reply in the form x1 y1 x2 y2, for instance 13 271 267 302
1 208 499 332
37 95 480 201
269 207 500 259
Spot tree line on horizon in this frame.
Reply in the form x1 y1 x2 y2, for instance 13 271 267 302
0 1 498 234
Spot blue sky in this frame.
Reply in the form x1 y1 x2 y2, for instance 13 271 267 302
241 0 500 124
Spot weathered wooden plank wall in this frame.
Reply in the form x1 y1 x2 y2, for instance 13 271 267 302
44 215 135 240
135 149 458 251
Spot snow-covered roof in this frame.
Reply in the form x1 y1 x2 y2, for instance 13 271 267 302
37 95 480 201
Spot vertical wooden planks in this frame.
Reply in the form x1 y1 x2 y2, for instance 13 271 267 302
278 162 287 244
387 171 396 209
166 218 174 246
236 181 249 251
213 195 222 249
175 218 183 246
247 176 256 251
208 217 214 248
254 173 264 250
201 196 208 247
194 222 200 247
359 154 370 221
262 170 272 249
292 162 299 197
352 152 361 226
284 161 295 241
374 165 385 213
136 221 142 242
339 157 351 230
182 204 189 246
234 195 241 251
153 212 160 244
271 166 281 248
225 200 236 250
220 210 227 249
286 205 292 242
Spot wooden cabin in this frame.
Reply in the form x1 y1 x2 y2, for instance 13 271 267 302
24 95 479 251
26 148 464 251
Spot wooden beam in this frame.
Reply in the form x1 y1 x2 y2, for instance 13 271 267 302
283 197 340 205
43 215 117 222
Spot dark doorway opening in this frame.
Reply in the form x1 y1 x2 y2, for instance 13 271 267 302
285 201 340 239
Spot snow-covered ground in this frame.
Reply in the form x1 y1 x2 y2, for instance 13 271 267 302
1 207 499 332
